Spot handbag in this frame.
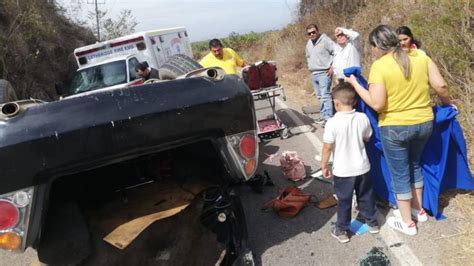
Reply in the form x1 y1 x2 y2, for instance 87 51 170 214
262 186 311 218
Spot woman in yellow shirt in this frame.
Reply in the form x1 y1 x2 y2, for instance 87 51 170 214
345 25 451 236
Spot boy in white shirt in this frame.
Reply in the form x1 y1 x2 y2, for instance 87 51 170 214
321 82 379 243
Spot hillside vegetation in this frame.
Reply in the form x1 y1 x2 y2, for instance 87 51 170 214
0 0 95 99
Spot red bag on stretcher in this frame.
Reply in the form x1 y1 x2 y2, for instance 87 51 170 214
242 60 277 90
242 65 261 90
258 61 277 88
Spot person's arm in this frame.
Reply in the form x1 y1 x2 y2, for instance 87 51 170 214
321 120 335 178
336 27 361 54
345 75 387 112
305 42 313 71
428 60 451 105
231 49 245 67
340 27 359 43
321 143 333 178
325 37 336 76
363 116 373 143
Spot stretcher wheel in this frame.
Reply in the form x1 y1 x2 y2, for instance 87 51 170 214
280 128 289 139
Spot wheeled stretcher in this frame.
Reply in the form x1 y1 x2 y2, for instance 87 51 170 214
242 61 288 140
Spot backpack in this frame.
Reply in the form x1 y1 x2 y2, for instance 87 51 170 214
279 151 306 181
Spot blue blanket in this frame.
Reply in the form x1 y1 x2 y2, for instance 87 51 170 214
344 67 473 219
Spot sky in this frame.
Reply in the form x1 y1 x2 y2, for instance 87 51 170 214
58 0 300 41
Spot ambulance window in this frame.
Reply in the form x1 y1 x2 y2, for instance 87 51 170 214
128 58 140 81
136 42 146 50
68 60 127 95
78 57 87 65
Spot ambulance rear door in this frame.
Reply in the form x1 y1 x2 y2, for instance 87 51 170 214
157 30 193 64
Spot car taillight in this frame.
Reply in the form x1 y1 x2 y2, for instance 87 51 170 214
0 200 19 230
0 187 34 252
240 135 256 159
0 232 21 250
244 159 256 176
225 130 259 180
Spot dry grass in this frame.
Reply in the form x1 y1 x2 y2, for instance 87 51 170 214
438 190 474 265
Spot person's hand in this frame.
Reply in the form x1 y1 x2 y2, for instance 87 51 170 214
322 165 331 178
326 66 334 77
344 74 357 85
335 27 343 36
451 103 458 112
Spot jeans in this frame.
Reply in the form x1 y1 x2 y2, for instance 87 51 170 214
311 72 333 120
380 120 433 200
333 173 378 232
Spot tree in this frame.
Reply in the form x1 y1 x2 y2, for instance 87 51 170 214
87 8 138 41
102 10 138 40
58 1 138 41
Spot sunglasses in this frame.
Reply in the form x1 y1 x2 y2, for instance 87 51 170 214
307 31 317 36
336 33 345 38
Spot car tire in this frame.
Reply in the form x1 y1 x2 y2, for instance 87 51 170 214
0 79 18 104
159 54 202 80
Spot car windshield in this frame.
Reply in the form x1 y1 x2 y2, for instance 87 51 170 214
68 60 127 95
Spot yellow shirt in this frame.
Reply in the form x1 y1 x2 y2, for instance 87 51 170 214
368 50 433 126
199 48 244 74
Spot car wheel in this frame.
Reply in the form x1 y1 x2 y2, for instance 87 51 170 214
0 79 18 104
159 54 202 80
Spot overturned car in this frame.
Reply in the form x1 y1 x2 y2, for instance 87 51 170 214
0 55 257 265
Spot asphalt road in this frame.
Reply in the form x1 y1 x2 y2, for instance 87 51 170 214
0 95 458 265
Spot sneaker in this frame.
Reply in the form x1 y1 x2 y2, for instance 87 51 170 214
368 225 380 234
315 117 326 124
393 208 428 222
330 227 350 243
387 216 417 235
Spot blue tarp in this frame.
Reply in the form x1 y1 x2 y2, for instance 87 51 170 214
344 67 473 219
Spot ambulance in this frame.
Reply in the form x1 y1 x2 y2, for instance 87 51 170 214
67 27 193 95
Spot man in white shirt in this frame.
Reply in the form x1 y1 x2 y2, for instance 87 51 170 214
332 27 361 80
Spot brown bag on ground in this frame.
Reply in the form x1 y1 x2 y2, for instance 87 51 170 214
263 186 311 218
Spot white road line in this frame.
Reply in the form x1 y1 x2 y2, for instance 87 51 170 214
379 219 423 266
275 97 423 266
